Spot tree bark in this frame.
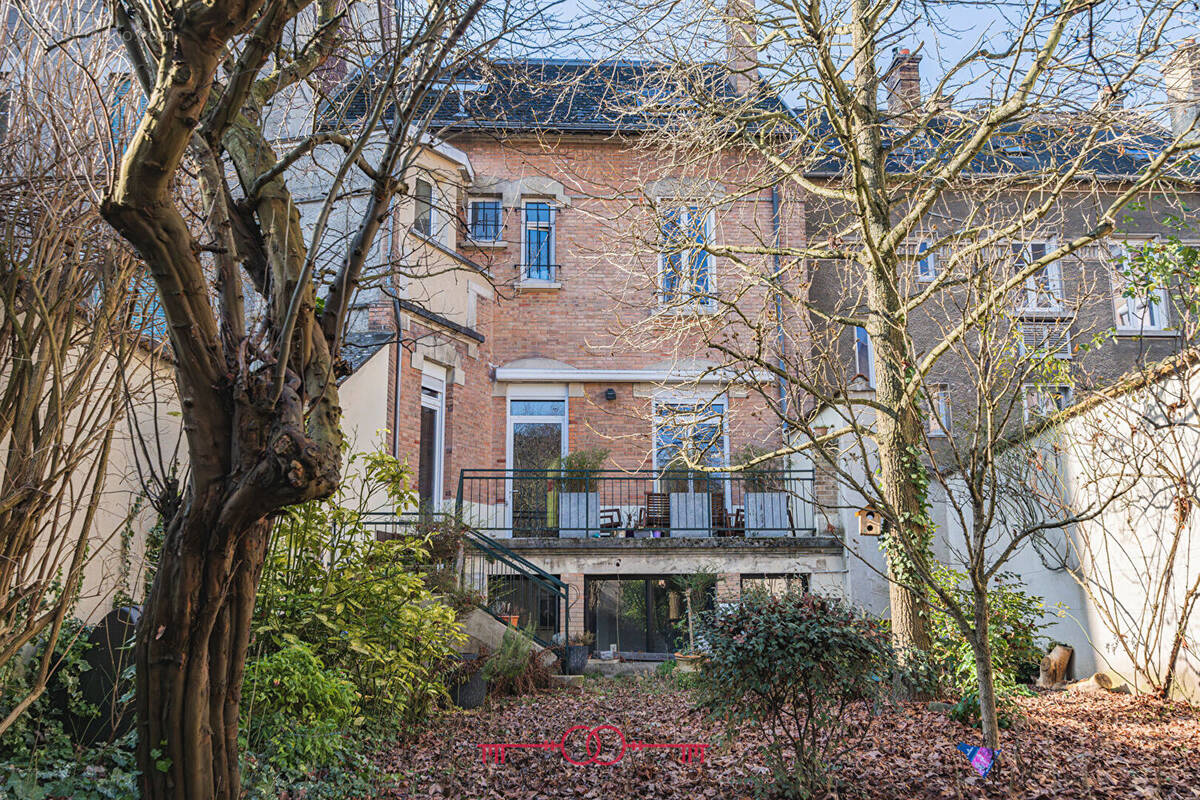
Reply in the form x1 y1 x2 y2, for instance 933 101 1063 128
971 587 1002 751
848 0 933 659
134 487 274 800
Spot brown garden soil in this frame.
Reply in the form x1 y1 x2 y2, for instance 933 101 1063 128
376 676 1200 799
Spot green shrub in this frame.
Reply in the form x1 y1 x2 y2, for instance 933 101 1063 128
929 567 1050 690
482 627 552 697
241 642 358 771
0 622 140 800
699 591 895 798
254 449 465 729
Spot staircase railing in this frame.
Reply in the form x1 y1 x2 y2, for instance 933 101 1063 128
361 510 568 649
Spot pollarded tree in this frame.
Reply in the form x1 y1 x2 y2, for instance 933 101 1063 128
58 0 548 796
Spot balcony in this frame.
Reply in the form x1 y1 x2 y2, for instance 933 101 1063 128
455 468 817 539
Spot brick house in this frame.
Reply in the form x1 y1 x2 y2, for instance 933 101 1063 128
329 40 1200 657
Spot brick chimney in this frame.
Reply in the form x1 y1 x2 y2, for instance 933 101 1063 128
1165 38 1200 139
884 48 922 117
726 0 758 95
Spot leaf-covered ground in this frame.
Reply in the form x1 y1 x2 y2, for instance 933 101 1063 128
376 677 1200 799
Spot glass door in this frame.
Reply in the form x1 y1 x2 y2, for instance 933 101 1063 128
507 397 566 537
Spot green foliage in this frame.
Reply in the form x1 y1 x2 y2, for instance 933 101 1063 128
672 566 720 655
241 643 358 770
551 447 611 491
254 449 465 730
948 674 1033 730
732 444 785 492
698 591 896 798
0 623 140 800
929 567 1051 690
482 626 552 697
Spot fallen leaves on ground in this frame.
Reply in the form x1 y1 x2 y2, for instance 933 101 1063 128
374 678 1200 799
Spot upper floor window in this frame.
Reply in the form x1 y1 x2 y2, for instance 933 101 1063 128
854 326 874 387
1014 241 1062 309
660 205 712 307
1019 321 1073 360
926 384 951 436
469 198 502 242
916 240 937 281
522 201 556 281
414 178 435 238
1023 384 1072 422
1109 243 1169 332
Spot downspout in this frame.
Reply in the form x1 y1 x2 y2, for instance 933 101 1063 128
391 213 404 461
770 185 789 438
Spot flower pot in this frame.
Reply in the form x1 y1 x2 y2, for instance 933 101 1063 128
450 670 488 709
499 614 520 627
448 654 488 709
674 653 706 673
565 645 590 675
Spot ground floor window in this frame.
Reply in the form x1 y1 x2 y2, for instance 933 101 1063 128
584 574 716 657
740 573 811 597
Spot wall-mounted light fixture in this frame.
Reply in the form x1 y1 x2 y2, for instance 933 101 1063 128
604 388 617 401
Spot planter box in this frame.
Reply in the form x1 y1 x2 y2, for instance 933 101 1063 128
669 493 710 537
674 653 707 673
559 492 599 538
449 654 488 709
564 645 590 675
745 492 789 537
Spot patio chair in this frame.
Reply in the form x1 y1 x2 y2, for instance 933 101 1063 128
645 492 670 529
599 508 622 530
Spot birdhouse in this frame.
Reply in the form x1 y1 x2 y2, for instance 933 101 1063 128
856 507 883 536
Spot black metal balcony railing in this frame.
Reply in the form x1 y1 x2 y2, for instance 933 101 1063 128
455 469 817 539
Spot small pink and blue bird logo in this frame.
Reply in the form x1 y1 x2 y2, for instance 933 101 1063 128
956 743 996 778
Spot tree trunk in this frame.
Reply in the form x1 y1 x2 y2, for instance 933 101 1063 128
847 0 933 660
971 589 1002 751
135 489 273 800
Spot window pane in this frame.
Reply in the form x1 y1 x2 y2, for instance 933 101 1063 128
414 179 432 235
470 200 501 240
510 399 564 416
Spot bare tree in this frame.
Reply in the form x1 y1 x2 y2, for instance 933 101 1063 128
29 0 555 795
582 0 1200 745
0 0 164 736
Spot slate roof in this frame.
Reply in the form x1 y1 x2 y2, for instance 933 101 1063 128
327 58 787 136
342 329 392 376
324 58 1194 182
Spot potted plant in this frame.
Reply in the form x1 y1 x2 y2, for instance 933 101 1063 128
672 567 720 672
447 648 489 709
565 632 594 675
494 600 520 628
737 444 790 537
552 447 610 538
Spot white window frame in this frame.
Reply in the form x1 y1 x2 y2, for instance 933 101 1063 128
854 326 875 387
652 393 724 474
656 202 715 309
926 384 951 437
419 366 448 507
916 240 937 281
1023 384 1073 423
1019 320 1073 361
504 386 569 535
1015 240 1063 310
1109 241 1169 333
413 177 437 241
520 200 556 281
467 196 504 243
504 385 569 472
